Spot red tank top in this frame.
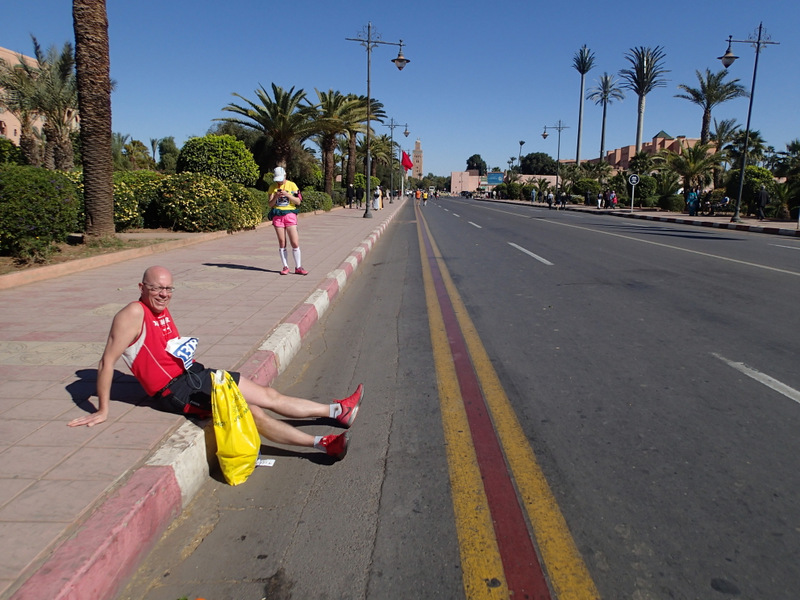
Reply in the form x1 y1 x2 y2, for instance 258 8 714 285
122 302 183 396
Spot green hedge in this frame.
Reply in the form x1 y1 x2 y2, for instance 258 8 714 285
299 189 333 213
155 172 235 231
113 170 165 230
176 134 259 186
0 165 79 261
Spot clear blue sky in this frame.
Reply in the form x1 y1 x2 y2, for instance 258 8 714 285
5 0 799 177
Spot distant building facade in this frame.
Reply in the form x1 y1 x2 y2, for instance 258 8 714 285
583 131 701 171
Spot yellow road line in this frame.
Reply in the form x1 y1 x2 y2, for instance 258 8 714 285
418 208 600 599
417 212 509 598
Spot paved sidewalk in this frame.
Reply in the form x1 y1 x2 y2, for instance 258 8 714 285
483 197 800 237
0 200 405 600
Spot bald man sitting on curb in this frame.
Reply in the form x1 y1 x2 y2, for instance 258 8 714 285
68 265 363 460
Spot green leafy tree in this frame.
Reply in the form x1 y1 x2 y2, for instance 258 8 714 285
73 0 114 237
572 45 595 166
725 164 775 211
157 136 179 173
587 72 625 161
675 69 747 144
619 46 669 152
176 134 259 185
123 139 154 170
519 152 557 175
466 154 487 175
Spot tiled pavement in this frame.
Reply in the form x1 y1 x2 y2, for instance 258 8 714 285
0 200 404 600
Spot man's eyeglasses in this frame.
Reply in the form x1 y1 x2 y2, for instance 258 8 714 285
142 283 175 294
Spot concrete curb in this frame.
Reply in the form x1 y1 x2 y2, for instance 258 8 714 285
9 206 401 600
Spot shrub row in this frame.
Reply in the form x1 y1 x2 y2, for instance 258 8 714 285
0 166 333 261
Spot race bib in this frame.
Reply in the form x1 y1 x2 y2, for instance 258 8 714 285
166 337 199 370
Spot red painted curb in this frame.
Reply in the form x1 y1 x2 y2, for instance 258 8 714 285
10 466 182 600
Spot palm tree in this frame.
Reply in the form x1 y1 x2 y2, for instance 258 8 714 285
710 117 739 187
675 69 747 144
725 129 767 170
662 141 722 199
628 150 656 175
73 0 115 237
572 45 595 166
369 134 393 177
26 39 79 170
149 137 160 164
310 89 361 196
618 46 669 152
0 51 42 166
219 83 316 172
587 72 625 161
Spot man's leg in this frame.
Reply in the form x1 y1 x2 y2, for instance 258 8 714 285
239 378 328 419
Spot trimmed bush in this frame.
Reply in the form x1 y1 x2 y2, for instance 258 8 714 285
299 189 333 213
0 165 79 261
155 172 234 231
659 194 685 212
227 183 264 230
0 138 25 165
113 170 164 231
176 134 259 186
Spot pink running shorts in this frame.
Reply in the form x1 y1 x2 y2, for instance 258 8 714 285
272 212 298 228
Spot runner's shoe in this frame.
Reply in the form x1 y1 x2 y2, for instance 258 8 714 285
335 384 363 428
318 432 349 460
280 266 290 275
295 267 309 275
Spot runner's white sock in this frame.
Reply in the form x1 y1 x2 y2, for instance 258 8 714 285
292 247 301 268
313 435 325 452
330 403 342 419
279 247 288 267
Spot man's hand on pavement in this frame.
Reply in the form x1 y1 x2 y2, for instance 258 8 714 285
67 403 108 427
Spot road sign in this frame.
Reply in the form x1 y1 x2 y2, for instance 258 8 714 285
628 174 640 186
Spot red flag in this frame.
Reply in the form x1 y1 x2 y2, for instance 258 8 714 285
401 151 414 171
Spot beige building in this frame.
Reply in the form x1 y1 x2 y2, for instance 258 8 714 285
584 131 701 171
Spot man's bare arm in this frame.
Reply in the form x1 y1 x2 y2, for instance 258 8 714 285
68 302 143 427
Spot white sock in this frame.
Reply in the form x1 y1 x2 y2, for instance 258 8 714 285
330 403 342 419
292 247 301 268
279 247 288 267
313 435 325 452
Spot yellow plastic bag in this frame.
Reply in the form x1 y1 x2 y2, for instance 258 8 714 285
211 369 260 485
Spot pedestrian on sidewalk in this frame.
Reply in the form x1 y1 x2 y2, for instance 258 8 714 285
67 266 363 460
267 167 308 276
372 185 382 210
757 185 769 221
346 183 355 208
355 184 364 209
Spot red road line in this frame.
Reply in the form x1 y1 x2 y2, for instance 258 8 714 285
418 208 552 599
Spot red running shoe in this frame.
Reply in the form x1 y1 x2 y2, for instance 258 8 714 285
335 384 364 428
280 266 290 275
295 267 309 275
318 432 349 460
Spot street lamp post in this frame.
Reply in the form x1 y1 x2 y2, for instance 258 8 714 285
718 22 779 223
346 23 409 218
542 120 569 198
383 118 409 203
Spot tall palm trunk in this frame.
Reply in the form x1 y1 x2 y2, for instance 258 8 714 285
599 100 608 160
73 0 115 237
635 94 646 152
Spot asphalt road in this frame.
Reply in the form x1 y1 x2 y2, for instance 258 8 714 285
118 198 800 600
